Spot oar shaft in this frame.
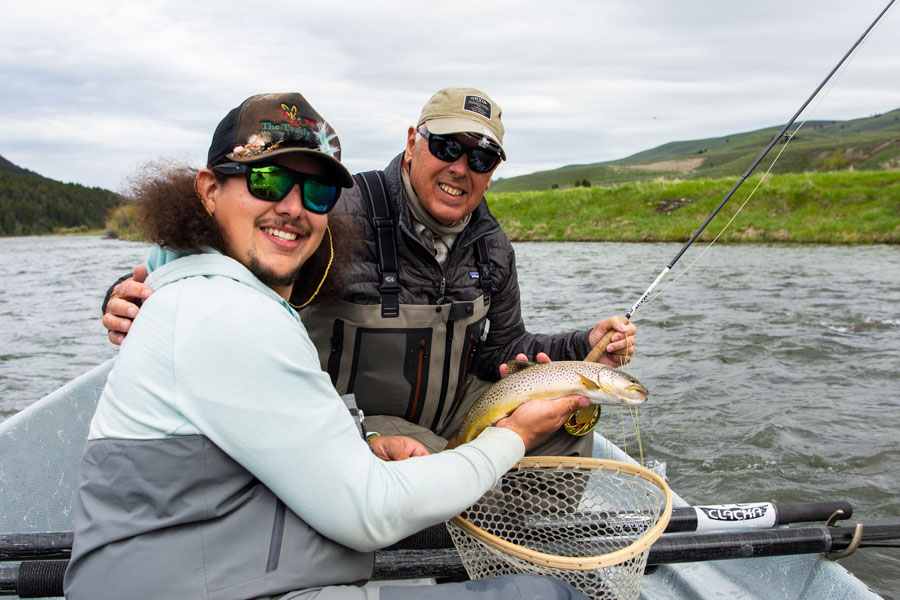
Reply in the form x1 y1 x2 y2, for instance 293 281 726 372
0 501 854 561
2 523 897 594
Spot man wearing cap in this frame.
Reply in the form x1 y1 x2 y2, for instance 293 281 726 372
68 92 590 599
102 87 636 458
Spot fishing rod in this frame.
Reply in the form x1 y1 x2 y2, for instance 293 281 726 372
621 0 895 322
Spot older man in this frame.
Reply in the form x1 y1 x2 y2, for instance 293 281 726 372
103 87 636 458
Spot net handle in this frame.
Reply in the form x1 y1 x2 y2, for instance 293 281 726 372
450 457 673 571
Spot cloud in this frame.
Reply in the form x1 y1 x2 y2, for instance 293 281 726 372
1 0 897 188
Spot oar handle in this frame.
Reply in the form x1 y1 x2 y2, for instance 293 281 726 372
775 501 853 525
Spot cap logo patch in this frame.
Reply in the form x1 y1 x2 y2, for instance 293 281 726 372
279 104 317 128
231 103 332 159
463 95 492 119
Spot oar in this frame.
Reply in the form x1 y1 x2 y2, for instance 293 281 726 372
522 500 854 536
643 500 852 534
670 500 854 533
3 522 898 595
373 522 900 581
0 500 853 562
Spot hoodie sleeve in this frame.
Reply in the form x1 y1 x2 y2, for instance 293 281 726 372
171 277 525 552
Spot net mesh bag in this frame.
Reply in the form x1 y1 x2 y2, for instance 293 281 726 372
446 457 672 600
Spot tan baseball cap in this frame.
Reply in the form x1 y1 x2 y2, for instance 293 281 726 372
416 87 506 159
206 92 352 188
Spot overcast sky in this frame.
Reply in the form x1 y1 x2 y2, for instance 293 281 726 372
2 0 897 191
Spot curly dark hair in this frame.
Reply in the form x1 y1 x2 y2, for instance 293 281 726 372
125 160 225 252
124 159 356 305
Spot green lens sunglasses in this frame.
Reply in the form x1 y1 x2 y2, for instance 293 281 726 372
212 162 341 214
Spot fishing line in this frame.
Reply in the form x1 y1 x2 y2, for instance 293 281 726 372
622 0 896 321
635 119 805 313
635 12 883 313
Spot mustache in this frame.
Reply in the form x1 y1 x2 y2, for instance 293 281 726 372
255 218 311 235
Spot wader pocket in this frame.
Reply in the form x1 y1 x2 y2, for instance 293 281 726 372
348 328 432 423
448 320 484 418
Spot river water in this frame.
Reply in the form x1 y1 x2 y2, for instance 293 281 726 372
1 236 898 598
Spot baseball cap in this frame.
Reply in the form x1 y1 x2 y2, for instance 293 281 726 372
416 87 506 159
207 92 353 188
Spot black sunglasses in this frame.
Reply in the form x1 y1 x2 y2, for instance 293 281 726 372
417 127 502 173
212 162 341 214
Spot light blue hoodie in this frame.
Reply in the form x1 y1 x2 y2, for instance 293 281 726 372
88 248 525 551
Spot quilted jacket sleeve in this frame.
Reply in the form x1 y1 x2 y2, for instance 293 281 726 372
474 237 592 382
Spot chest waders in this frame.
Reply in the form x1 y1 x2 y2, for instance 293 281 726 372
301 171 493 437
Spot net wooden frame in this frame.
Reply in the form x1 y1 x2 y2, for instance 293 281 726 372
447 457 672 599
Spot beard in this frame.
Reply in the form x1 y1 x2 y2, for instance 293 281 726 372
247 252 306 289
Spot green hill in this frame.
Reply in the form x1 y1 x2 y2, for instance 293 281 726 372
0 156 121 236
487 170 900 244
491 109 900 193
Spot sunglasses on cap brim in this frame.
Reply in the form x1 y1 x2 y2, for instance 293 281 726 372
417 127 502 173
212 162 341 214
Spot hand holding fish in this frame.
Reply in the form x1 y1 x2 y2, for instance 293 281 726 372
368 435 430 461
498 352 550 378
495 394 591 451
586 316 636 366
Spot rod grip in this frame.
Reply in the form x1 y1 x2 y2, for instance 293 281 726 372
584 326 621 363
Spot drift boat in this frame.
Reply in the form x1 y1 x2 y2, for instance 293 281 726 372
0 359 884 599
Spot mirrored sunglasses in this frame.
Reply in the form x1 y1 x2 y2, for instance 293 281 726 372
212 162 341 214
417 127 502 173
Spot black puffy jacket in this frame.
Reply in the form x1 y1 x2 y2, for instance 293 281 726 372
320 153 591 383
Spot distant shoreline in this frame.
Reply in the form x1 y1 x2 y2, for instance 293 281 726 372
4 170 897 245
487 170 900 245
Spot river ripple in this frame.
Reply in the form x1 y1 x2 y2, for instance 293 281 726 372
513 241 900 599
1 237 898 598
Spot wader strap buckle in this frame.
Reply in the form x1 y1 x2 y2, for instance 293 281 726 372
379 272 401 317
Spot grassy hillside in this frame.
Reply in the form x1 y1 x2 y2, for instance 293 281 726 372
486 170 900 244
491 109 900 193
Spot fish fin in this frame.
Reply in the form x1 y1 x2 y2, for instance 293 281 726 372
444 435 459 450
574 405 598 424
577 373 601 390
504 360 538 375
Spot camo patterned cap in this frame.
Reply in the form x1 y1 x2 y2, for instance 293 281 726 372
207 92 352 188
417 87 506 160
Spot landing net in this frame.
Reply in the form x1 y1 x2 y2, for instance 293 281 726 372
447 457 672 600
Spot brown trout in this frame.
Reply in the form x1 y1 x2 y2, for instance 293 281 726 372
447 360 648 448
